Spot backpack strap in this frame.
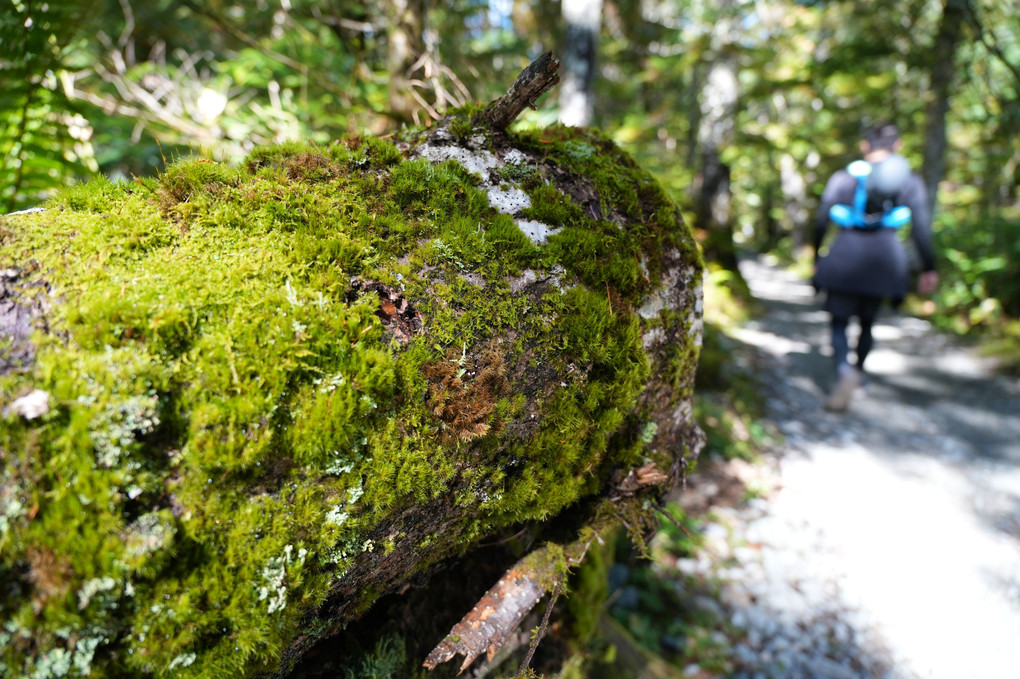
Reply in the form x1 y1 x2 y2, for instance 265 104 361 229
829 160 911 229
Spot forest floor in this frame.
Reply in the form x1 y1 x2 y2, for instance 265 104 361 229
665 256 1020 679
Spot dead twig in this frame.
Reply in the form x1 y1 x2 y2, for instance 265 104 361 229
514 578 564 678
653 503 692 538
485 52 560 131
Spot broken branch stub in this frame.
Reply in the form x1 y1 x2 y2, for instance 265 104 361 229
423 459 673 675
484 51 561 131
423 539 587 674
423 564 544 674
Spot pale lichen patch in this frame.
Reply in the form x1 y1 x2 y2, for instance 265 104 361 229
500 149 528 166
3 388 49 419
77 576 117 610
487 186 531 214
509 269 538 294
415 142 499 180
123 512 175 559
642 326 667 350
636 249 686 320
516 219 562 245
458 272 487 287
257 545 308 615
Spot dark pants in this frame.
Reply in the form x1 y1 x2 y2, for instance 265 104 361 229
824 292 883 373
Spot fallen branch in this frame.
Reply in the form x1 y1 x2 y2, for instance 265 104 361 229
423 534 593 674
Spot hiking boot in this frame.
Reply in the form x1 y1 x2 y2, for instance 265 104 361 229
825 366 862 412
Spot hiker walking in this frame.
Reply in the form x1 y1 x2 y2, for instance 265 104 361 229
813 122 938 411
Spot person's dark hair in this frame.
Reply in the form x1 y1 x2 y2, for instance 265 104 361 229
865 123 901 151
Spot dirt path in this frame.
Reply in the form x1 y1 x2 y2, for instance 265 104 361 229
674 257 1020 679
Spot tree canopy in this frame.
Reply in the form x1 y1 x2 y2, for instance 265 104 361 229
1 1 1017 336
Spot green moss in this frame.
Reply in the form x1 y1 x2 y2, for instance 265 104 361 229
512 125 698 309
0 124 701 678
564 529 614 647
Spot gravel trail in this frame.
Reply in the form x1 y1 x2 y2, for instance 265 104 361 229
673 257 1020 679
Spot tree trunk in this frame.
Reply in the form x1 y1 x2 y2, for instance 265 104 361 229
780 152 810 250
695 58 740 271
696 146 738 271
684 62 704 172
384 0 427 125
922 0 970 218
559 0 603 127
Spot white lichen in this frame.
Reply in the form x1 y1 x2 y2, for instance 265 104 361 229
415 138 560 250
30 647 71 679
325 506 349 526
486 186 531 214
314 373 346 394
509 269 538 293
123 512 175 559
0 484 23 537
636 249 685 320
416 142 499 180
256 545 307 615
502 149 527 165
71 636 103 675
89 394 160 468
515 220 562 245
640 422 659 444
77 577 116 611
324 449 355 476
167 652 197 670
284 280 303 307
4 389 50 420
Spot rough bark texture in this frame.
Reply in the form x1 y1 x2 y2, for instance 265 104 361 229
0 267 43 375
484 52 561 130
422 548 560 673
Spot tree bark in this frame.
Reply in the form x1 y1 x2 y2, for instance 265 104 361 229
485 52 561 131
922 0 970 218
559 0 603 127
384 0 427 125
695 58 740 271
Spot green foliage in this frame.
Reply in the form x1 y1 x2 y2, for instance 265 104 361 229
564 530 614 647
913 212 1020 371
0 1 101 212
342 635 423 679
602 507 732 675
595 0 1020 366
934 214 1020 321
691 266 772 462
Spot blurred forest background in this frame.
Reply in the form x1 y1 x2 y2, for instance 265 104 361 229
2 0 1018 361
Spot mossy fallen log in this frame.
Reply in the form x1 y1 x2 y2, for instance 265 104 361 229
0 106 703 677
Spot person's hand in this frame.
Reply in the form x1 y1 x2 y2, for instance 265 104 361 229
918 270 938 296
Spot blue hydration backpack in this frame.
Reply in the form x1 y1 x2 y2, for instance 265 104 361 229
829 158 912 229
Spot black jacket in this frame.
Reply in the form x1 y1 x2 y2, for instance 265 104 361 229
813 167 935 302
